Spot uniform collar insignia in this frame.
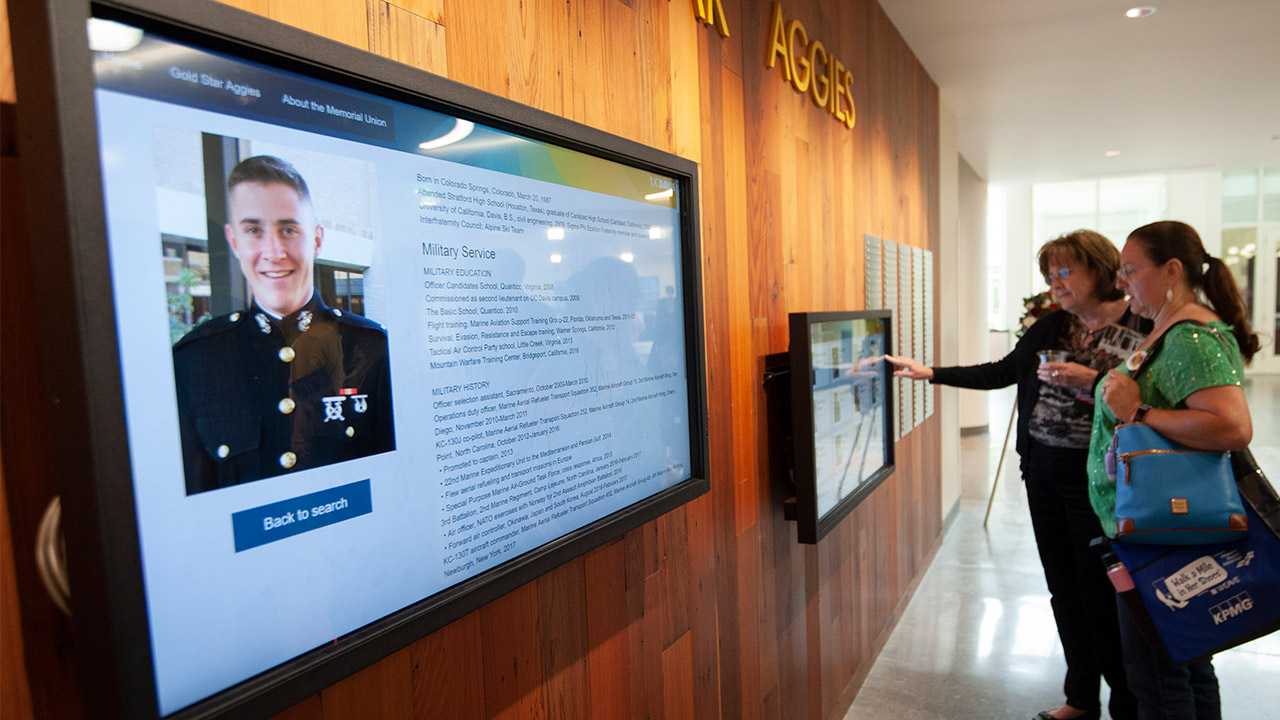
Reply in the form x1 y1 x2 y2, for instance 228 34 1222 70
255 313 271 335
298 311 313 333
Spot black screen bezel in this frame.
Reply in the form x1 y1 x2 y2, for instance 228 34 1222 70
11 0 709 717
787 310 895 544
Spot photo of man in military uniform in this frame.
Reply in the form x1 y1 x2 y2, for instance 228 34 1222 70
174 155 395 495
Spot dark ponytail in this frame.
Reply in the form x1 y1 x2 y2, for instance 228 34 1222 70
1201 255 1260 361
1127 220 1260 363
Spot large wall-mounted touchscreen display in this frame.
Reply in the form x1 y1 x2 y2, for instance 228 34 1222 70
73 9 705 716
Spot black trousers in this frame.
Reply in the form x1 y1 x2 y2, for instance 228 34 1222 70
1024 442 1137 719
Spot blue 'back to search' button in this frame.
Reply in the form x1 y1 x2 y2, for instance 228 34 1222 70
231 479 372 552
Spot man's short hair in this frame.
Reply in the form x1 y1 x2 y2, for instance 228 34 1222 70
226 155 312 203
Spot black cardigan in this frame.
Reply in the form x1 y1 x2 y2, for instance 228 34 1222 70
930 309 1150 474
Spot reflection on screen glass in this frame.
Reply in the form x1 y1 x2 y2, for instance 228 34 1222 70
809 318 887 518
91 19 697 715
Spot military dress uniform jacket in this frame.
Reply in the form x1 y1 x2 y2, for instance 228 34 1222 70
173 295 395 495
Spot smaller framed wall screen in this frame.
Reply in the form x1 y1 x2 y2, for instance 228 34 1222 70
788 310 895 543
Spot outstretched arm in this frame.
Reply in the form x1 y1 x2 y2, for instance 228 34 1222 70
886 355 933 381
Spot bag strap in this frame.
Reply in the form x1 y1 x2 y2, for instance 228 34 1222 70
1130 318 1212 380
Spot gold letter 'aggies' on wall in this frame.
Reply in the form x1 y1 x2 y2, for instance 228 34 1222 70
765 1 856 129
694 0 731 38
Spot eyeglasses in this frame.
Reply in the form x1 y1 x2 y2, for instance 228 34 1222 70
1116 264 1151 280
1043 267 1073 284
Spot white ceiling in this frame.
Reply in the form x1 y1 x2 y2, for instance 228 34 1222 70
876 0 1280 184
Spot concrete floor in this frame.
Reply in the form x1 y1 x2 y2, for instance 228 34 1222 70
844 376 1280 720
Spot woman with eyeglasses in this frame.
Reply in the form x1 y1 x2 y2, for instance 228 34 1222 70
1088 221 1257 720
889 229 1149 720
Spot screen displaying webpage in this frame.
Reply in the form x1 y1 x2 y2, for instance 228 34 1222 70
807 317 888 518
89 19 694 715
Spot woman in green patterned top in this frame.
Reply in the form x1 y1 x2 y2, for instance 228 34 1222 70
1090 220 1259 720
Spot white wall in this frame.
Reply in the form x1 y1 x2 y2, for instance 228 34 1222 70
1168 170 1223 255
938 101 961 519
957 156 989 430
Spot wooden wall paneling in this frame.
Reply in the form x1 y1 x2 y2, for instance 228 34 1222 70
802 546 822 720
666 0 701 162
683 495 721 718
1 0 14 102
793 137 814 310
641 543 667 720
215 0 271 19
599 1 642 144
661 631 695 720
718 20 768 712
319 648 414 720
479 583 547 720
774 516 808 720
624 526 651 720
504 0 566 117
366 0 448 77
660 505 692 650
408 611 485 720
440 0 508 96
1 457 34 720
638 0 673 153
565 0 605 129
692 11 744 719
266 0 369 50
583 540 630 720
750 320 781 720
272 694 322 720
537 557 589 720
387 0 443 23
735 526 765 720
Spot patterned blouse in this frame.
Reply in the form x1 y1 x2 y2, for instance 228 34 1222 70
1027 312 1147 449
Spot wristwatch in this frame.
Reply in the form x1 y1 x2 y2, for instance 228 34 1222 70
1133 404 1152 424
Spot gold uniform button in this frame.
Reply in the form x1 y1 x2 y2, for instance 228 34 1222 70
332 308 344 318
217 444 230 459
279 452 297 469
345 426 355 438
278 347 296 363
229 312 241 322
278 398 296 415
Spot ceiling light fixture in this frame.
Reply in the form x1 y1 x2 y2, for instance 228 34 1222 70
1104 150 1121 157
1125 6 1156 18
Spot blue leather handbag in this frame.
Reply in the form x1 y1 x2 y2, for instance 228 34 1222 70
1113 423 1248 545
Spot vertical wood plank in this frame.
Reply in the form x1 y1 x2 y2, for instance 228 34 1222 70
480 583 547 720
584 540 630 720
538 559 589 720
441 0 508 95
320 648 413 720
505 0 566 116
388 0 442 23
409 611 484 720
267 0 370 50
1 0 16 104
667 0 701 161
661 631 695 720
367 0 448 75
